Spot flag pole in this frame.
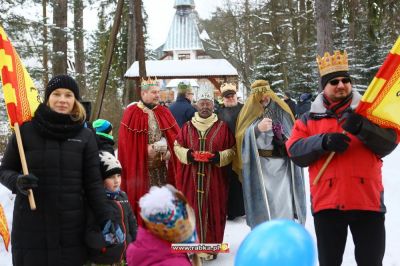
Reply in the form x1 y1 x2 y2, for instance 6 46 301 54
313 151 335 185
313 130 347 185
14 123 36 210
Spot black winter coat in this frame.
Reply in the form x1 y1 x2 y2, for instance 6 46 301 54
0 104 110 266
169 95 196 127
85 191 137 264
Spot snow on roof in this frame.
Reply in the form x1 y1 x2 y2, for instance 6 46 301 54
124 59 238 78
166 79 199 88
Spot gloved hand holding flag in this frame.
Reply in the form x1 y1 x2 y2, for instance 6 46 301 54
314 36 400 185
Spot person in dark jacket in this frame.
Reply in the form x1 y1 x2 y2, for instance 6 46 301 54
86 151 137 265
169 82 196 127
217 83 245 220
295 92 312 118
283 91 297 117
0 75 116 266
286 50 398 266
92 118 115 155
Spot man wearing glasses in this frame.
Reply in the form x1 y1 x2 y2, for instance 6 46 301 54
217 83 245 221
286 51 398 266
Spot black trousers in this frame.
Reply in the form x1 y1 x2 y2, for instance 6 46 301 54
314 209 385 266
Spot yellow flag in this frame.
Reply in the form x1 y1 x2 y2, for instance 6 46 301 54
0 25 41 128
356 37 400 142
0 203 10 252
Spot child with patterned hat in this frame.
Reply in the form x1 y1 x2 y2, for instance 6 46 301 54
92 119 115 155
85 151 137 264
126 185 201 266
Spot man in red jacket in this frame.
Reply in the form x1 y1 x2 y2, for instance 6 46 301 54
118 78 179 225
286 50 398 266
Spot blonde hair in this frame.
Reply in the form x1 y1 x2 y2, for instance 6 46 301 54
70 100 86 123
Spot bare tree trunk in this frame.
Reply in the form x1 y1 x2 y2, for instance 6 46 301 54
288 0 298 49
348 0 359 51
124 0 137 105
315 0 333 56
134 0 146 98
90 0 125 121
242 0 252 89
74 0 87 97
299 0 306 44
42 0 49 86
52 0 68 75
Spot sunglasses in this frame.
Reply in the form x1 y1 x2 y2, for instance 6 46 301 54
328 77 352 86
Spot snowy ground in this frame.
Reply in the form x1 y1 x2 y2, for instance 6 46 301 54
1 147 400 266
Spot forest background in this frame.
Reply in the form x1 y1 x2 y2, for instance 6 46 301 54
1 0 399 154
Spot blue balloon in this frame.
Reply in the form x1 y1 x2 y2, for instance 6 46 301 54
235 220 316 266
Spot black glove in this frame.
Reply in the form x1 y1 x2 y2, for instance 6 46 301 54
16 174 38 195
342 113 364 135
187 149 195 163
322 133 351 153
209 152 220 165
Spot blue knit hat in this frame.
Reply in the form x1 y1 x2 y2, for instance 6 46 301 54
92 119 113 140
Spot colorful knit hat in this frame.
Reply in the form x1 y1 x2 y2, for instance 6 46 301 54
92 119 113 140
139 185 197 243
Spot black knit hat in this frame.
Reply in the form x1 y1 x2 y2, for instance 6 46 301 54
99 151 122 179
45 74 80 103
320 71 350 89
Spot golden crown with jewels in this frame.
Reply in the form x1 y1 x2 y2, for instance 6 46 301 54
141 77 159 90
316 50 349 77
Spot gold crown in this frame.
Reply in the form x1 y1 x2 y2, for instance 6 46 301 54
220 83 237 94
316 50 349 77
141 77 159 90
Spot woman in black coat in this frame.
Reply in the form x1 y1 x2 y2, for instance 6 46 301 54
0 75 112 266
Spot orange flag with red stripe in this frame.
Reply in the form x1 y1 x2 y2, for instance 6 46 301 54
0 203 10 252
0 25 41 128
356 37 400 142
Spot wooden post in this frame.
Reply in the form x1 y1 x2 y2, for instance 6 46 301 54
135 0 146 79
90 0 125 121
313 130 347 185
14 123 36 210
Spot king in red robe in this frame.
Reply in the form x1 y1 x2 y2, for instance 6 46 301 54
174 94 235 247
118 80 179 224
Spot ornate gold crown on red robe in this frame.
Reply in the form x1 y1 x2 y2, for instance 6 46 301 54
316 50 349 77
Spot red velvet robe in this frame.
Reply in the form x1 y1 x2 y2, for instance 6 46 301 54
175 120 235 243
118 103 179 224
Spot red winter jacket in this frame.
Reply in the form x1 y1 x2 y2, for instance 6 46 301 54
286 92 397 214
